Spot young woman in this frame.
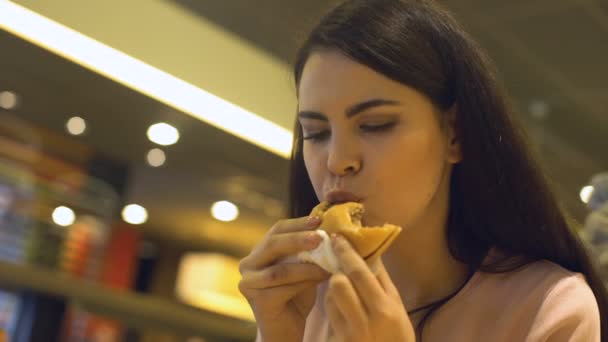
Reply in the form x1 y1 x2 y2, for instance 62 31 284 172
238 1 607 341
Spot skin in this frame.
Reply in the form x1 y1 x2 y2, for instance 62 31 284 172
297 50 469 338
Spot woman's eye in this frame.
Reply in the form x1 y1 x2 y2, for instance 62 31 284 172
360 122 396 132
302 130 330 142
302 122 396 143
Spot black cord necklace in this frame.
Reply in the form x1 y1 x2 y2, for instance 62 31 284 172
406 267 477 316
406 299 442 315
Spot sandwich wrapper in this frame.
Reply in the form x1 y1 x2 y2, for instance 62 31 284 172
297 230 341 273
295 230 382 275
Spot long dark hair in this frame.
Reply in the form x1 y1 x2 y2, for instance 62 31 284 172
288 0 608 339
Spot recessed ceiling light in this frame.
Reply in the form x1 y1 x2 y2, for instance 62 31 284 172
66 116 86 135
122 204 148 225
147 123 179 146
211 201 239 222
0 91 18 110
146 148 166 167
52 206 75 226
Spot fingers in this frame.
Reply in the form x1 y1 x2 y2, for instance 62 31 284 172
240 262 329 290
241 279 319 306
236 213 329 332
240 228 322 271
331 234 385 312
260 230 323 268
272 216 321 234
326 273 367 329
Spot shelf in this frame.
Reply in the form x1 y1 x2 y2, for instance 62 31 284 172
0 260 257 341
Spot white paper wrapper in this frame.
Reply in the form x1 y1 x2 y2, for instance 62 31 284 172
297 230 341 273
281 230 382 275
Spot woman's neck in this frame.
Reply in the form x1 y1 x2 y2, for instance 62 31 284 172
381 222 470 323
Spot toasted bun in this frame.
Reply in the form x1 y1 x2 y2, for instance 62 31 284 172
310 201 402 259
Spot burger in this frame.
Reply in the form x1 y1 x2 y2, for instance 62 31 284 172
297 201 402 273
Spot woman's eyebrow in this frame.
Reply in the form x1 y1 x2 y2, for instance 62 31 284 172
298 98 401 121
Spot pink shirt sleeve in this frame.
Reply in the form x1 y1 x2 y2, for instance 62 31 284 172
525 274 600 342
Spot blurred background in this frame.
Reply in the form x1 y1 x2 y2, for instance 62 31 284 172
0 0 606 341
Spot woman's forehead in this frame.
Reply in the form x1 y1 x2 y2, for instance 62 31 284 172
300 52 387 89
298 52 415 109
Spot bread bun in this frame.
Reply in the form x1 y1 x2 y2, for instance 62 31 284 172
310 201 402 260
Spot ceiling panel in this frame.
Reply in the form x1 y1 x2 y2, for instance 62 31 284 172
506 7 608 90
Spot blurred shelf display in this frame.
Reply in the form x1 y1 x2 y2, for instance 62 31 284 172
0 110 123 340
0 111 259 341
0 260 256 341
0 290 19 340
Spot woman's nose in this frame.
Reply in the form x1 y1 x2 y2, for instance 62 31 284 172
326 135 361 177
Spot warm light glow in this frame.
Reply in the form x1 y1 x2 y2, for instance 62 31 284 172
0 91 18 110
176 253 254 321
52 206 75 226
66 116 86 135
146 148 166 167
211 201 239 222
0 1 293 158
147 123 179 146
580 185 594 204
122 204 148 225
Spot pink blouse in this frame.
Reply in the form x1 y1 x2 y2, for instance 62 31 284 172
297 259 601 342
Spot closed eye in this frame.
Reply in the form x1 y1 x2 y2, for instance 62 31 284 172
360 122 396 132
302 130 329 142
302 122 396 143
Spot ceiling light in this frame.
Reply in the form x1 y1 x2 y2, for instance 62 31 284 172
147 123 179 146
211 201 239 222
0 91 18 110
66 116 86 135
580 185 594 204
52 206 75 226
146 148 166 167
122 204 148 225
0 1 292 158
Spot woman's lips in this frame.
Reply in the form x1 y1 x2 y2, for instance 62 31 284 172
324 190 362 204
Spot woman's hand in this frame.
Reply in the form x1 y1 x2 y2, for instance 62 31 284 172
325 234 416 342
238 216 331 342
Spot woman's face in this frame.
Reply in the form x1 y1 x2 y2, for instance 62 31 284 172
298 51 461 230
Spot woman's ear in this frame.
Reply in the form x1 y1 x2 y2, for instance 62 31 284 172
446 104 462 164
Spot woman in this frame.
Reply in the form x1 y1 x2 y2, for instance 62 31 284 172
238 0 607 341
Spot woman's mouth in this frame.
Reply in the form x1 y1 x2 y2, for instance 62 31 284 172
325 190 362 205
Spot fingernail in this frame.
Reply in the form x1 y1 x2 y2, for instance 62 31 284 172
306 215 321 226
